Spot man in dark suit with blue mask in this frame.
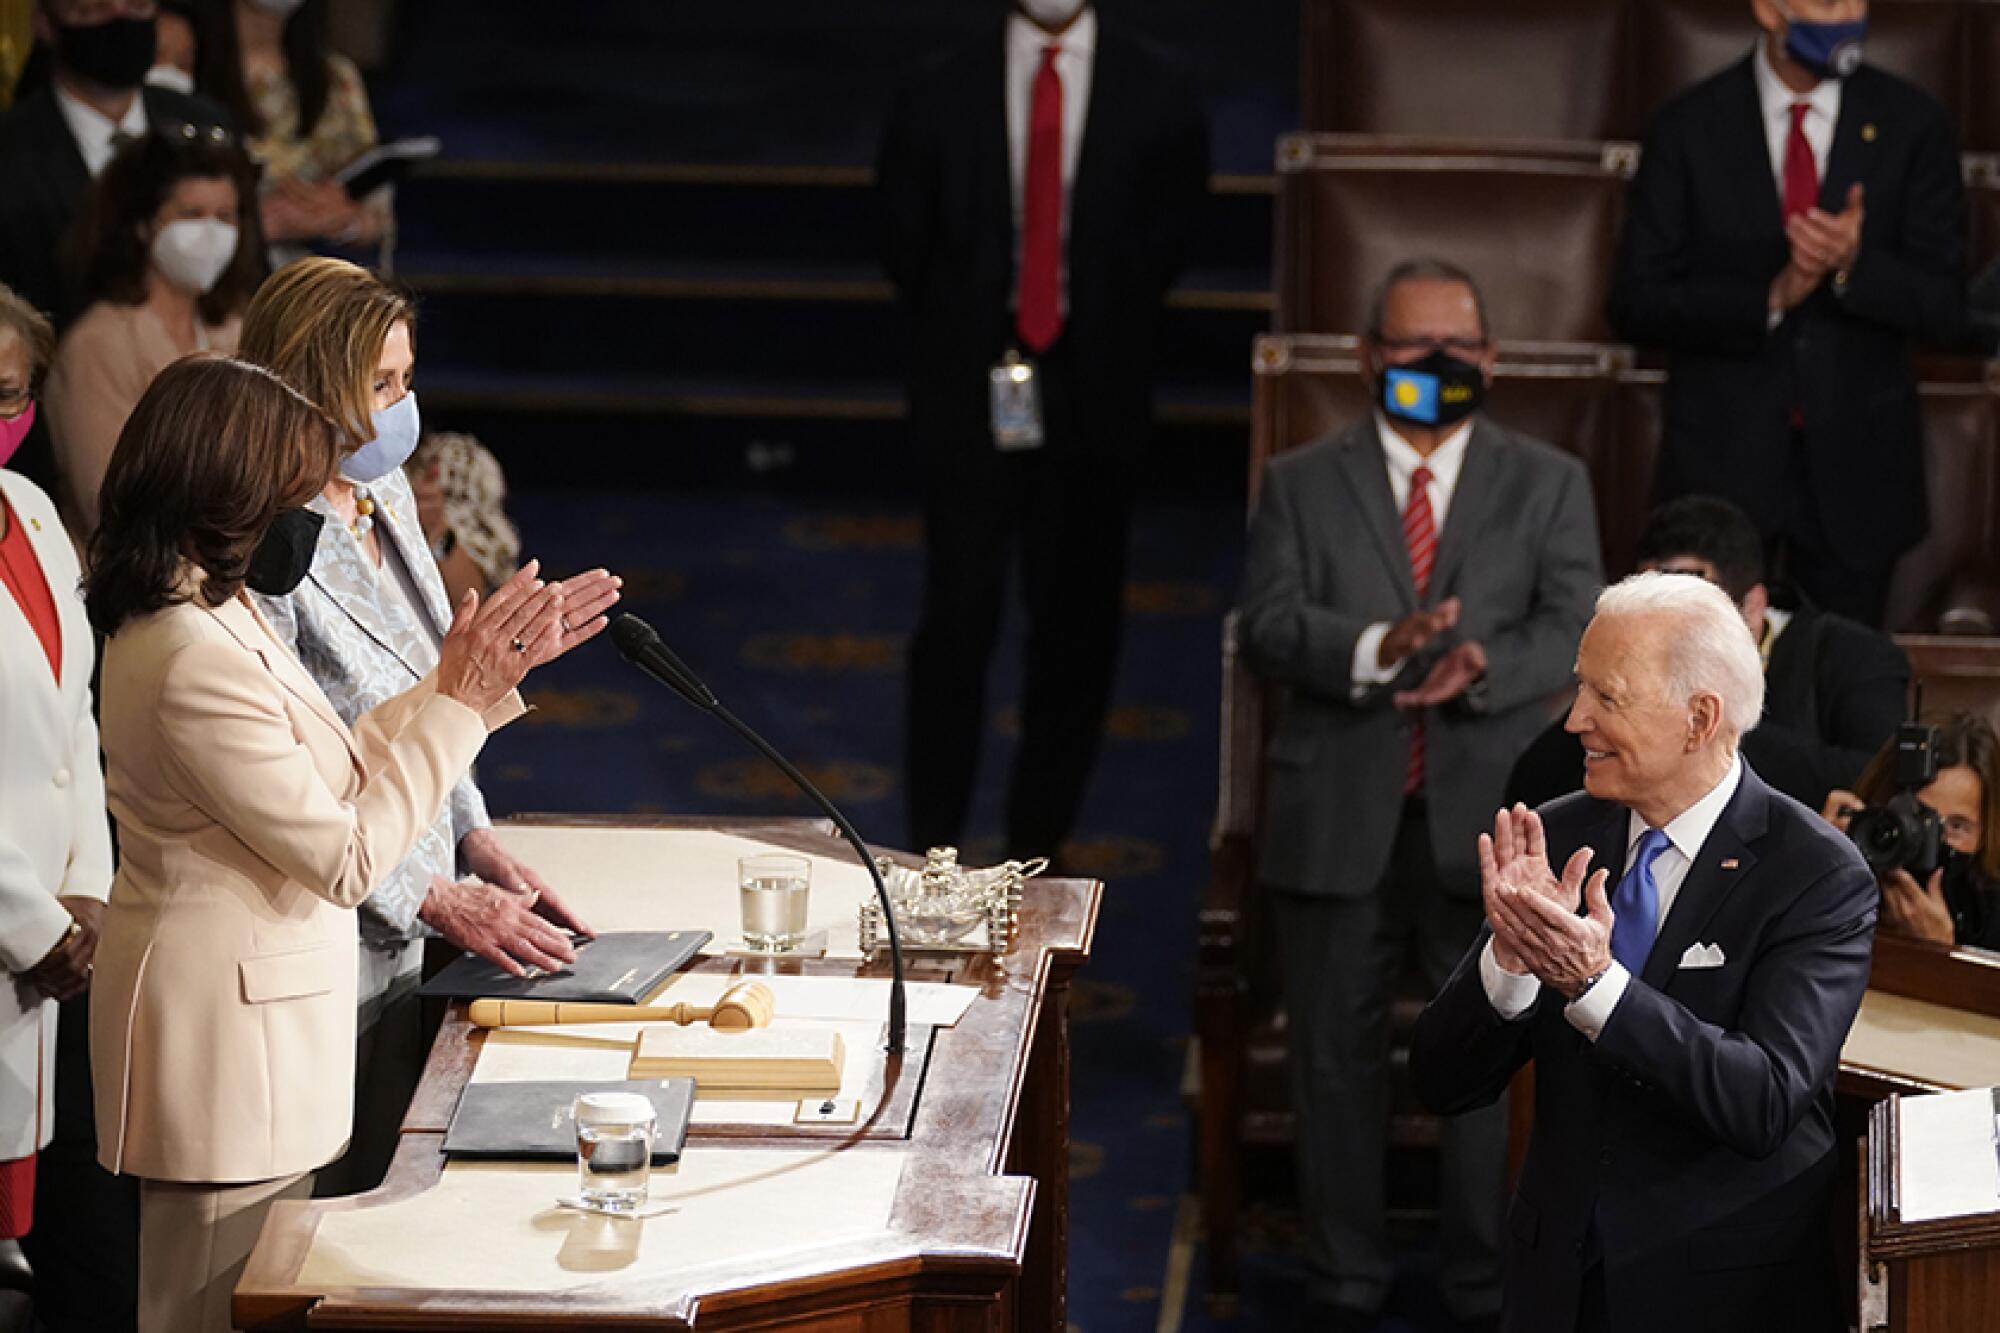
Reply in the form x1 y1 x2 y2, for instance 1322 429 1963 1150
1609 0 1964 628
1413 571 1878 1333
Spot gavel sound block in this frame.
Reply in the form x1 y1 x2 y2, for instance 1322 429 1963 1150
467 980 776 1032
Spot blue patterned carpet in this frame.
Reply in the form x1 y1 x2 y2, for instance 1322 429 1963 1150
475 480 1469 1333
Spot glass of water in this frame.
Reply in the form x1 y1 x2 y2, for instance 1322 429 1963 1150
738 853 810 951
573 1091 656 1212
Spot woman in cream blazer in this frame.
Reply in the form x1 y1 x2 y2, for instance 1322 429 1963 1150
83 356 602 1333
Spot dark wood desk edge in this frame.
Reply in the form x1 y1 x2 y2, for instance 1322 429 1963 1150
237 819 1101 1330
1866 933 2000 1018
1837 934 2000 1093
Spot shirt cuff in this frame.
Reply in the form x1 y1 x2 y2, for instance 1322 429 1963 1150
1479 937 1542 1020
1351 622 1401 696
1766 304 1785 333
1563 962 1631 1042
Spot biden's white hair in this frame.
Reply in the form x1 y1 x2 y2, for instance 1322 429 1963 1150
1593 571 1764 738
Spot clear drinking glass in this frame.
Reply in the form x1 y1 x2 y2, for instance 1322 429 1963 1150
738 853 810 951
572 1091 656 1212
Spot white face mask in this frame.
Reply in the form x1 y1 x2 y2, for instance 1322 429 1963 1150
150 218 239 295
1019 0 1086 29
144 64 195 96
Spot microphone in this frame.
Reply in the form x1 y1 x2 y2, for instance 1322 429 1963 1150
611 613 907 1053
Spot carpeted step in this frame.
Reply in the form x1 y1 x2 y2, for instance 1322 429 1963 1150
392 168 1275 294
404 281 1266 404
375 0 1297 174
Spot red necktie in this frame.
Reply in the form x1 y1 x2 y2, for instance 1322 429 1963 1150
1402 466 1436 795
1783 101 1818 222
1782 102 1816 428
1016 43 1064 354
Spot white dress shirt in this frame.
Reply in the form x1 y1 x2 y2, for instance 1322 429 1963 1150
53 81 148 179
1005 7 1096 307
1480 753 1745 1039
1350 413 1474 689
1753 39 1839 203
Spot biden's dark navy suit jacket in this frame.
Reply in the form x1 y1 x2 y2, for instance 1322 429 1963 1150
1412 763 1876 1333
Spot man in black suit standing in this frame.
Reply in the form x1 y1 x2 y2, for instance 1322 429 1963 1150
1507 494 1908 813
1414 572 1878 1333
0 0 232 505
876 0 1208 860
1609 0 1964 628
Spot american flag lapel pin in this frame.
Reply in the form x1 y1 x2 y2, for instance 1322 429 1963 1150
1720 858 1741 871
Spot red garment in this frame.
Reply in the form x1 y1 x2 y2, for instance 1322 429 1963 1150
0 1155 32 1240
1015 42 1065 354
1401 466 1437 795
1782 103 1817 428
1782 101 1819 222
0 494 61 684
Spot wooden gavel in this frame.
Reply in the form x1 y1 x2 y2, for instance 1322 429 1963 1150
467 980 776 1032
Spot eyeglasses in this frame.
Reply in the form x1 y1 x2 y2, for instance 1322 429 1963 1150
1371 335 1490 357
1943 814 1982 844
0 388 31 420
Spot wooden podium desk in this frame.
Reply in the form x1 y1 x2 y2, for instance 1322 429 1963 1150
1841 936 2000 1100
1862 1091 2000 1332
234 817 1100 1331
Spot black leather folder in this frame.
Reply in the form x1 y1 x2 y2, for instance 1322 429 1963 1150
445 1078 696 1162
418 930 711 1002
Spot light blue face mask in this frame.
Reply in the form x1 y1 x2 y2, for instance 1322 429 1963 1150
342 391 421 484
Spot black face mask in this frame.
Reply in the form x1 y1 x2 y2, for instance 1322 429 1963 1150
54 15 157 92
244 507 324 596
1379 349 1487 429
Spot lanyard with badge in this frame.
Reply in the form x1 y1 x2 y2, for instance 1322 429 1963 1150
990 347 1045 451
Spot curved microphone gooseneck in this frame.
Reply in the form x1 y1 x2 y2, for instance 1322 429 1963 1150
610 614 908 1053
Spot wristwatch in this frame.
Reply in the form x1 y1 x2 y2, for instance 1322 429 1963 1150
1571 965 1611 1001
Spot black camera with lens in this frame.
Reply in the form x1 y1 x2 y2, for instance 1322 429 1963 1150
1846 722 1961 881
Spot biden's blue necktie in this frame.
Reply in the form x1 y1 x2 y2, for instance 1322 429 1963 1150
1611 828 1672 974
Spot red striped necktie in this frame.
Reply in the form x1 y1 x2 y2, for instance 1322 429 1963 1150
1782 102 1816 428
1782 101 1818 222
1402 466 1436 795
1016 43 1065 355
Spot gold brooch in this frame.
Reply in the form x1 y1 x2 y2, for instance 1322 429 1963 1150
1862 124 1878 143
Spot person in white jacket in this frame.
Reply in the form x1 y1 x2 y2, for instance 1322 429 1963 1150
0 286 114 1265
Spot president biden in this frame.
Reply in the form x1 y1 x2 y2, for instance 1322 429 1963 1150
1413 571 1876 1333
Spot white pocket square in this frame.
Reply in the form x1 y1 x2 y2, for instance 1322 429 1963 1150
1678 942 1727 970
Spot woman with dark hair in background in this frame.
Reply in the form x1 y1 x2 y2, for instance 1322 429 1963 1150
1824 713 2000 951
44 123 262 536
85 354 605 1333
192 0 389 254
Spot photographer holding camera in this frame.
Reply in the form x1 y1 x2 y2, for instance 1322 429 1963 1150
1822 713 2000 948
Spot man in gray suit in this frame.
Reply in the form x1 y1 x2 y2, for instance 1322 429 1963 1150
1238 259 1603 1332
